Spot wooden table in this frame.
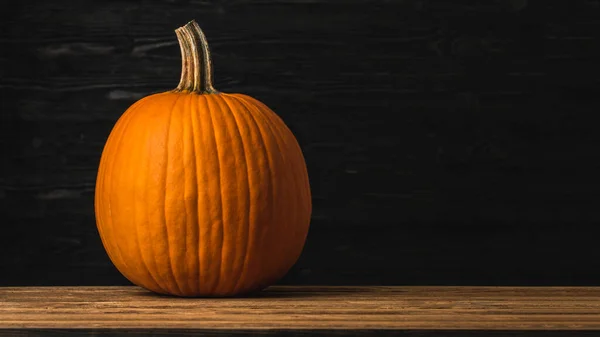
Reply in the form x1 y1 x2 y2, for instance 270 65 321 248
2 286 600 336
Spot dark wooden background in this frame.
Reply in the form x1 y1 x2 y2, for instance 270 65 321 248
1 0 600 286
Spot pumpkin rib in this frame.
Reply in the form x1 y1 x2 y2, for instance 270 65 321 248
195 95 215 294
251 96 312 224
96 99 136 265
181 94 195 295
147 94 188 295
259 95 310 279
140 94 186 295
186 94 199 294
224 95 261 295
261 101 311 216
128 97 169 293
253 97 309 237
261 103 310 277
249 98 294 289
161 93 186 295
173 93 191 295
262 102 312 218
249 96 311 213
227 96 264 292
197 95 219 293
190 94 211 294
140 105 168 294
242 97 298 283
231 95 278 293
182 94 198 294
219 94 251 294
235 95 296 285
260 102 301 273
214 94 248 294
179 95 189 294
209 95 233 295
205 95 226 295
97 96 149 288
109 96 170 294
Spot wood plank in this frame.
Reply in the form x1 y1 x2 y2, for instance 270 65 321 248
1 286 600 330
2 331 600 337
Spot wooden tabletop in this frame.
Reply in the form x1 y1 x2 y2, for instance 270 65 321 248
2 286 600 335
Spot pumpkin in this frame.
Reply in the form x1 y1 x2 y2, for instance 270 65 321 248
94 20 311 297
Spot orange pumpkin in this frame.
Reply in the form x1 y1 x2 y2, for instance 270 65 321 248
94 20 311 297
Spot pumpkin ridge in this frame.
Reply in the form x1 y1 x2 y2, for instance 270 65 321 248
252 98 312 216
136 95 177 294
224 96 258 294
220 94 252 294
96 99 137 264
139 102 167 294
129 99 167 293
112 97 171 293
99 97 155 289
161 93 186 295
190 94 209 294
230 95 276 293
197 95 218 293
194 95 214 294
180 94 194 294
240 96 291 280
205 95 226 294
246 96 308 279
235 95 293 285
252 97 306 217
218 95 241 295
186 94 200 294
225 96 254 294
209 95 233 295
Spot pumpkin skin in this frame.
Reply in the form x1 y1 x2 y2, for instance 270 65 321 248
94 21 311 297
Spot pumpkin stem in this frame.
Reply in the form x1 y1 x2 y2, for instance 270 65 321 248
174 20 217 93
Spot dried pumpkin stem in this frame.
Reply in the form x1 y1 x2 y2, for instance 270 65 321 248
174 20 217 93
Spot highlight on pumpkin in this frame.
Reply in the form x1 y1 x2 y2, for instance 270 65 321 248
94 20 312 297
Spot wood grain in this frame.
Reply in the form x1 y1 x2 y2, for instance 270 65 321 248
1 286 600 331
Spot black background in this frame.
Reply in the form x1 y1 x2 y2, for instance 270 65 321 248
1 0 599 286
